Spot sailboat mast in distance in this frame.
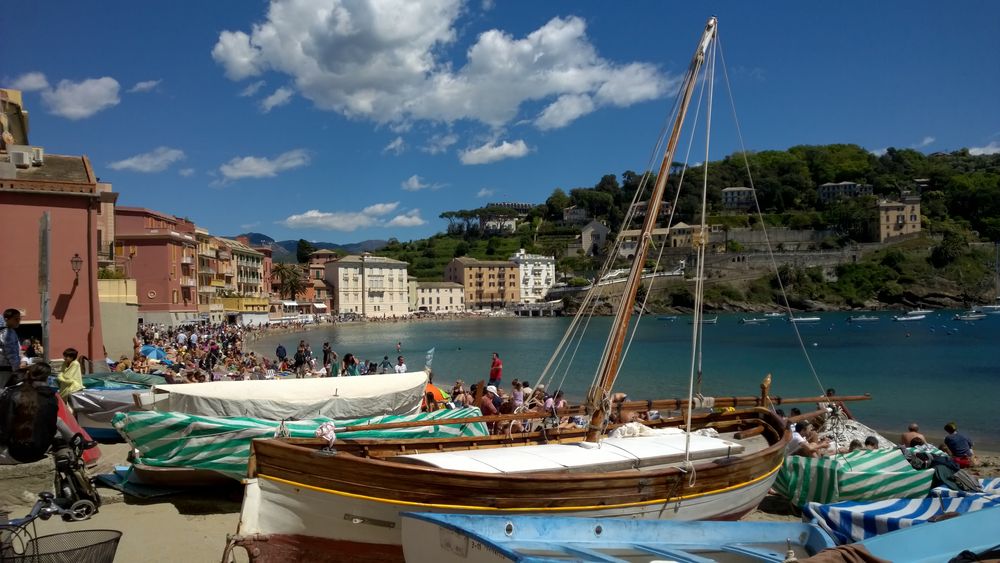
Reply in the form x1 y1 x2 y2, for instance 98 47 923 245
586 17 718 442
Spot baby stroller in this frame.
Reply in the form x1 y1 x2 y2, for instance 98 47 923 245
51 433 102 521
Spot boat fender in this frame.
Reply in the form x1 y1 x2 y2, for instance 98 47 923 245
578 441 601 449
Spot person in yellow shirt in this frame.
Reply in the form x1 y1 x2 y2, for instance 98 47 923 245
57 347 84 401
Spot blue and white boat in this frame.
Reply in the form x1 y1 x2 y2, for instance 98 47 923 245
855 504 1000 562
400 513 837 563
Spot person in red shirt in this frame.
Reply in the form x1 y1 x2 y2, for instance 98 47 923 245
489 352 503 387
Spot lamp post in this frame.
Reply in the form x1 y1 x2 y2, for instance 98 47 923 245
70 253 83 279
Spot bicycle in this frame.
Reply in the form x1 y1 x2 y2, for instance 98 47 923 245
0 492 122 562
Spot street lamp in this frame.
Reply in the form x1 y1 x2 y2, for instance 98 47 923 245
70 253 83 278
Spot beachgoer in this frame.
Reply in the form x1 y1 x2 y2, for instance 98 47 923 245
488 352 503 386
322 342 333 372
1 309 22 388
480 385 499 425
787 422 824 457
511 381 524 409
378 356 393 374
942 422 975 468
343 354 361 376
396 341 401 354
57 348 84 402
275 344 287 363
394 356 407 373
0 363 79 464
863 436 879 450
900 423 927 447
293 346 308 378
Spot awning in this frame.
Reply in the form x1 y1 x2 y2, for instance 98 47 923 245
281 301 298 307
313 303 327 309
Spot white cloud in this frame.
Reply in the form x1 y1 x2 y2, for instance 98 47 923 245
108 147 185 173
476 188 495 198
969 141 1000 156
402 174 429 191
459 139 529 165
383 136 405 155
914 136 935 148
535 94 595 130
212 3 671 130
179 168 195 177
386 209 427 227
240 80 266 97
281 201 423 232
128 79 161 93
41 77 120 119
261 86 294 112
11 71 49 91
219 148 310 180
422 133 458 155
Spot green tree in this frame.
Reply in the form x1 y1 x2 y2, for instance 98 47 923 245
273 263 307 299
296 239 317 263
453 241 469 257
930 230 968 268
545 189 571 220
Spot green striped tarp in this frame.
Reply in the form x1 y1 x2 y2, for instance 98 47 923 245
773 449 935 506
111 407 488 480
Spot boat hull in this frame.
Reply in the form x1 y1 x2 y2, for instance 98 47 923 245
229 409 787 562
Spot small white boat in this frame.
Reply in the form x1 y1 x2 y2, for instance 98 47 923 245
688 316 718 324
763 312 784 318
739 317 768 324
978 304 1000 314
847 315 880 322
955 311 987 321
894 314 925 322
788 316 821 323
906 309 932 316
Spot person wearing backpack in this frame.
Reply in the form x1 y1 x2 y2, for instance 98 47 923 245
0 363 62 464
293 346 308 378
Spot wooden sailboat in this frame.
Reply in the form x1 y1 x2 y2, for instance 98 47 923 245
226 17 791 562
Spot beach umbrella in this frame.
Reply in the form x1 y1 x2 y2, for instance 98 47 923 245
140 345 166 360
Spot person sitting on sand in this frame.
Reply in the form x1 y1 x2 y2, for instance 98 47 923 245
863 436 879 450
788 422 819 457
900 423 927 447
941 422 976 468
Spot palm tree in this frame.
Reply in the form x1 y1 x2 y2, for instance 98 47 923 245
273 263 307 300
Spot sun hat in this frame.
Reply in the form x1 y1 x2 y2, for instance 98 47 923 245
486 385 498 395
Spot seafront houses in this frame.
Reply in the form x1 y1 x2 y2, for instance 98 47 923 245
509 249 556 304
444 257 520 310
408 281 465 313
194 228 226 324
818 181 873 204
0 88 113 361
325 254 409 317
875 193 922 243
114 207 201 326
566 220 610 257
214 237 268 324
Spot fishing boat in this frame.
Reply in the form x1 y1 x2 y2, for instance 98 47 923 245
906 309 933 316
788 316 821 323
894 314 925 322
954 311 987 321
846 314 879 323
227 18 793 561
399 513 837 563
739 317 769 324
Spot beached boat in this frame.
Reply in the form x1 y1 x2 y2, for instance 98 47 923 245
847 315 879 322
857 504 1000 562
788 316 821 323
894 314 925 322
954 311 987 321
227 18 792 562
740 317 769 324
399 513 837 563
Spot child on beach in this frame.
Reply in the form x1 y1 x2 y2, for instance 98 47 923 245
57 348 84 402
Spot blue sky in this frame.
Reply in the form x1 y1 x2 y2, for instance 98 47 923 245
4 1 999 243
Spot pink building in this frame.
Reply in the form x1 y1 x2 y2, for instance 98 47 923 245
0 151 114 362
115 207 199 326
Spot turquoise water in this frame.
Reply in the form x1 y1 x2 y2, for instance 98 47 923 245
252 312 1000 450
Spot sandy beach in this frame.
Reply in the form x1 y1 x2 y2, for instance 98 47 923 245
6 443 999 562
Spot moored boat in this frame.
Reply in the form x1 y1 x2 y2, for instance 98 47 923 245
894 314 925 322
788 316 821 323
740 317 769 324
907 308 933 316
847 315 879 322
763 312 784 318
399 512 837 563
954 311 987 321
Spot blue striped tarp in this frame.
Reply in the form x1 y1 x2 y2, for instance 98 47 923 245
804 478 1000 543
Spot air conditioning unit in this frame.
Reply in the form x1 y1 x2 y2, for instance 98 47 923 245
31 147 44 165
10 151 31 168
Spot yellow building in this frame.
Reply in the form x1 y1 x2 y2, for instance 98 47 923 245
444 257 520 310
875 194 921 243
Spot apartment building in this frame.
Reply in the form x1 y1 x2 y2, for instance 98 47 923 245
325 254 409 317
509 249 556 304
444 257 520 310
408 281 465 313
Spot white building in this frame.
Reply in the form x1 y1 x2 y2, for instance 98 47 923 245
408 281 465 313
510 249 556 304
324 254 409 317
721 187 754 211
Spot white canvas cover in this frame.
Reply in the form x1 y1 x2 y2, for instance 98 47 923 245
151 372 428 419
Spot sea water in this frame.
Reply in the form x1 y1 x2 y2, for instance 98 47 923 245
252 311 1000 450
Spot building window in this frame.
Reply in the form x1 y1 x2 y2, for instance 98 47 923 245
172 290 178 304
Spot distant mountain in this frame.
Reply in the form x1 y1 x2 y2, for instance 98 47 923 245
231 233 388 263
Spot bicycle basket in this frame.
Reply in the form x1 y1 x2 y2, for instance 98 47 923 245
4 529 121 563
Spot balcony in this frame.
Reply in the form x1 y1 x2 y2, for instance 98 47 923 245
198 247 216 258
181 255 195 265
217 251 232 260
199 267 217 275
210 280 225 287
180 277 197 287
199 285 217 294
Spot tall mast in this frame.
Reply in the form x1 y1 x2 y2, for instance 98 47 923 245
585 17 717 442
